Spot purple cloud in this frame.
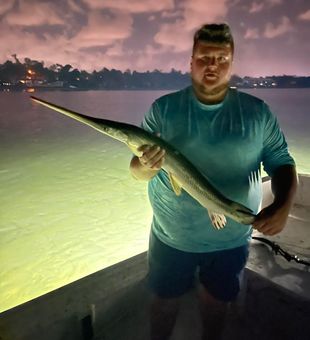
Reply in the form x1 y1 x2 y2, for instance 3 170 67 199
0 0 309 76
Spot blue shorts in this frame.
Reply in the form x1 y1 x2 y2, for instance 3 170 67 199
147 232 249 302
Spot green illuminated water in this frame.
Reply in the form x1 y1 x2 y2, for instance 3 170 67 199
0 89 309 312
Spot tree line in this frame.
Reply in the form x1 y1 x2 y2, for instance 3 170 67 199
0 56 309 90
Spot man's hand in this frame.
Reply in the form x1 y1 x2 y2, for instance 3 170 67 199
252 202 290 236
253 164 297 236
138 144 166 170
129 141 166 181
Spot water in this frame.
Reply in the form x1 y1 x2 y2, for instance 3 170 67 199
0 88 309 313
241 89 310 173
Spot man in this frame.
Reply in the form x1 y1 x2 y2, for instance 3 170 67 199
130 23 297 340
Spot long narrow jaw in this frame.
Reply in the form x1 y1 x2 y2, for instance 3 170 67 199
30 96 128 143
30 95 111 134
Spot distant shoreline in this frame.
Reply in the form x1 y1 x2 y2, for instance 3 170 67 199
1 58 309 92
1 86 310 93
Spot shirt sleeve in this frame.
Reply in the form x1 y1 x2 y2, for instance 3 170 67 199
140 100 163 135
262 103 295 177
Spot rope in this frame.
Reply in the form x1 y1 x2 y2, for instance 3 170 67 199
252 236 310 267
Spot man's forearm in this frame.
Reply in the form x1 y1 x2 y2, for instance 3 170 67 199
253 164 298 235
271 164 298 209
129 156 160 181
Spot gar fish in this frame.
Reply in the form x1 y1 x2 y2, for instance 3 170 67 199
30 96 256 229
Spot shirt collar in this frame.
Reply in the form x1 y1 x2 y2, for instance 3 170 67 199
190 86 229 111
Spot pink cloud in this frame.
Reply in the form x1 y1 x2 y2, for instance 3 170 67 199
234 43 306 77
267 0 282 6
85 0 174 13
298 9 310 21
230 0 241 6
132 47 189 72
154 0 229 51
105 43 126 57
161 10 183 19
5 0 64 26
0 0 307 76
67 0 85 13
0 1 133 72
249 0 282 14
72 10 133 48
0 0 14 15
154 21 193 52
181 0 229 30
136 56 189 72
249 2 264 14
264 16 293 38
0 21 68 66
0 25 126 72
0 8 132 72
244 28 259 39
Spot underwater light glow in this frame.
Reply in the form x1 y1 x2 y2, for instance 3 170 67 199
0 140 152 313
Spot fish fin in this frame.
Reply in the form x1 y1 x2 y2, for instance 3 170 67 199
168 173 182 196
208 211 227 230
127 141 142 157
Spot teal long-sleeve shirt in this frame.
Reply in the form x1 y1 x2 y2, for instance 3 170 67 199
141 86 295 252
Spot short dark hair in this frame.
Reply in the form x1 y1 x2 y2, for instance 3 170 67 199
193 23 234 54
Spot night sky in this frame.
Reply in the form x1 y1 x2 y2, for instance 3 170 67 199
0 0 309 76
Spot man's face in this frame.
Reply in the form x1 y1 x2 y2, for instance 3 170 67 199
191 41 233 93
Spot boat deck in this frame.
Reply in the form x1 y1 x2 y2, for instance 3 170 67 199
95 199 310 340
248 203 310 300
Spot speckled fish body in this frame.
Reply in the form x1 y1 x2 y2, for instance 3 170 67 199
31 96 256 226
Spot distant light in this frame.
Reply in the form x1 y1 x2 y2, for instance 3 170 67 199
272 82 277 86
26 88 35 93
